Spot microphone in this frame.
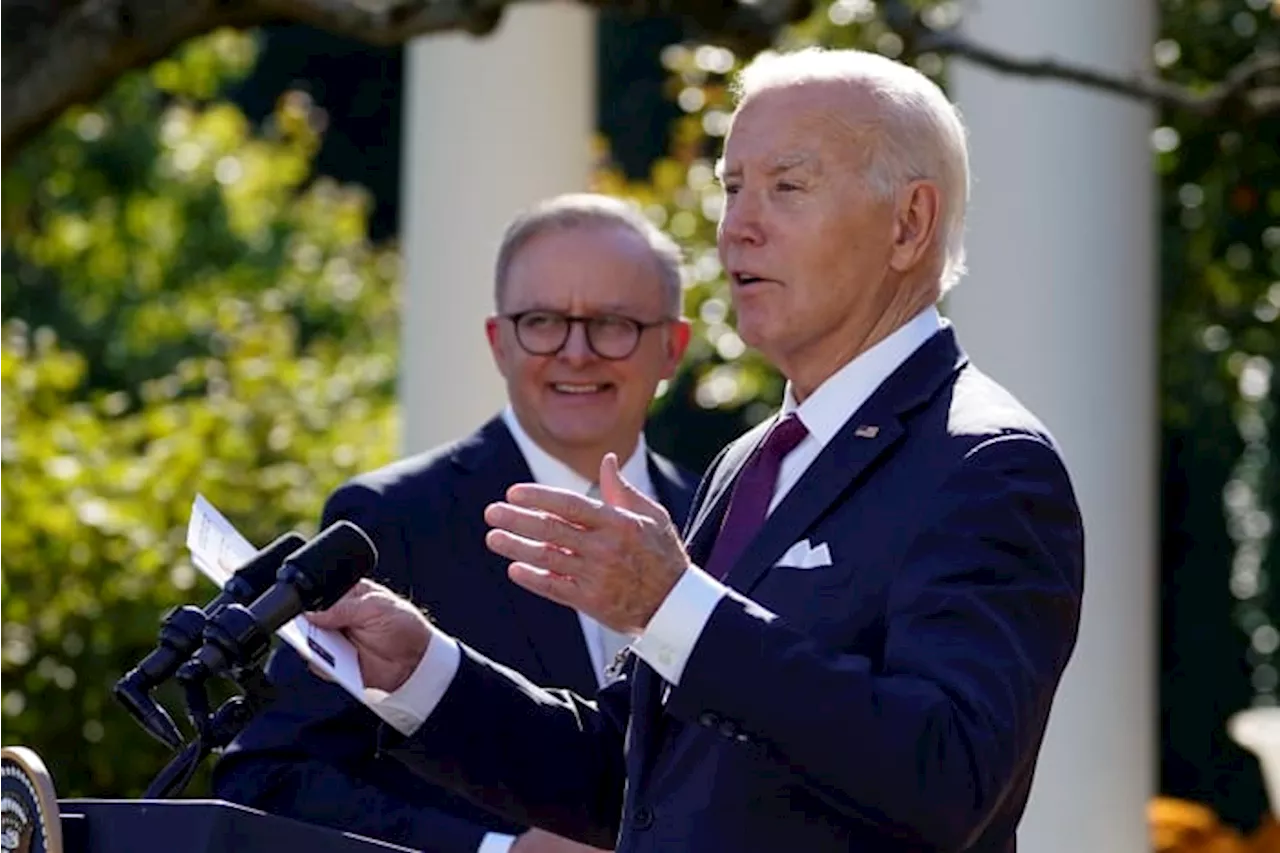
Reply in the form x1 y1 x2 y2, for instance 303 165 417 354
113 531 307 750
175 520 377 688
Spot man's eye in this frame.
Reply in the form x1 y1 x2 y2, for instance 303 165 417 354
723 184 741 195
777 182 801 192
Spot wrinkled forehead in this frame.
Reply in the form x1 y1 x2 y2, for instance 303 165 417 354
718 83 881 176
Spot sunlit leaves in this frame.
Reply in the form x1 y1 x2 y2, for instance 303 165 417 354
1 30 398 796
151 29 260 100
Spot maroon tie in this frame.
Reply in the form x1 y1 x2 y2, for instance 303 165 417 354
702 414 810 580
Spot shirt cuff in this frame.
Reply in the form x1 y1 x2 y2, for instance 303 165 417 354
630 564 726 685
477 832 518 853
362 627 461 736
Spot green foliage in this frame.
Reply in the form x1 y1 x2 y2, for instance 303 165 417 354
1 29 400 796
1154 0 1278 715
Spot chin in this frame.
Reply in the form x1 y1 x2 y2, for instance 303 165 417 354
734 319 770 352
547 430 610 453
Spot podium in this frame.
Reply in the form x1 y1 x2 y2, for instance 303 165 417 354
56 799 418 853
3 744 416 853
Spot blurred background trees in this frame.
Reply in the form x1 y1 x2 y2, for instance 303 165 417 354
1 29 400 794
2 0 1276 832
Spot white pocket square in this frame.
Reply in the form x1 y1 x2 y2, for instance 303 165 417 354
774 539 833 570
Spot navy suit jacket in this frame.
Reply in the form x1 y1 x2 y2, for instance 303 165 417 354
379 326 1085 852
211 415 698 852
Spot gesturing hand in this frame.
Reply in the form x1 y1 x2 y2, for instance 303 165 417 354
484 452 692 635
306 578 431 693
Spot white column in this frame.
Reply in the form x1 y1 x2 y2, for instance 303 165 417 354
947 2 1156 851
399 3 596 455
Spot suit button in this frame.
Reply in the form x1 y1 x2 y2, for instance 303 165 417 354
698 712 718 728
634 806 655 830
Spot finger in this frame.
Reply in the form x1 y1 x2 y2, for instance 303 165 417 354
599 452 662 519
305 578 378 628
507 562 582 611
504 483 611 528
485 502 592 553
486 529 583 577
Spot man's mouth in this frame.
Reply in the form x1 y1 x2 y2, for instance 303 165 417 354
731 271 776 287
550 382 613 396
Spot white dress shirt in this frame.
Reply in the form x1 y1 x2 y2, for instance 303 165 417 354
364 307 944 851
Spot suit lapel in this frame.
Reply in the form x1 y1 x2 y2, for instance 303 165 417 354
725 415 904 593
646 452 695 531
722 327 968 595
449 418 598 694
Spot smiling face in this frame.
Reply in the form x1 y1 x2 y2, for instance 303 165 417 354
717 82 943 399
486 223 690 478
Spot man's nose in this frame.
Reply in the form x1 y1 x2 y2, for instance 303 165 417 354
719 194 763 246
558 321 595 363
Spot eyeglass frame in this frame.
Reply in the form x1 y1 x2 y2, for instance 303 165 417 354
500 310 675 361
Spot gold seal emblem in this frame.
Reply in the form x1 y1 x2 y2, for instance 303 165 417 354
0 748 62 853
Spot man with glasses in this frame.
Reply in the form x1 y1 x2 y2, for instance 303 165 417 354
213 193 697 853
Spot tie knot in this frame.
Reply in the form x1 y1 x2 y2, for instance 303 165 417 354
760 414 808 461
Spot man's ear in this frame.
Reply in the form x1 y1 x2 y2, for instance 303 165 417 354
663 319 693 377
889 179 942 275
484 315 509 376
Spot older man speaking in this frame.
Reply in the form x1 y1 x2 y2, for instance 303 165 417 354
310 47 1085 853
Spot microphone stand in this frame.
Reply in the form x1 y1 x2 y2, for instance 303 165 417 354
142 658 278 799
142 520 375 799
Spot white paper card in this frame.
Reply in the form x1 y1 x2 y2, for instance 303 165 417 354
185 494 366 701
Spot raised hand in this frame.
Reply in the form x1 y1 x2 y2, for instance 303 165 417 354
484 453 692 635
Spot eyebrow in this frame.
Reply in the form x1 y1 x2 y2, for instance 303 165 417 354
516 302 642 315
716 152 818 181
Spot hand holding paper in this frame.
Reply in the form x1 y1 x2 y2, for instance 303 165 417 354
185 495 369 702
305 578 433 694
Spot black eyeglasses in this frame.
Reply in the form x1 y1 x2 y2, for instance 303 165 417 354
502 310 671 360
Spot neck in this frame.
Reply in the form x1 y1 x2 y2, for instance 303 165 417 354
787 282 937 403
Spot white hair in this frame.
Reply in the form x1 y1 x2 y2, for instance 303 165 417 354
731 47 971 293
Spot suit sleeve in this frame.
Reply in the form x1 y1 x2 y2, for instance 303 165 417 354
381 643 635 850
213 483 522 853
662 434 1085 851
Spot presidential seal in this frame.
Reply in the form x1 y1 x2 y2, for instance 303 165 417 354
1 747 62 853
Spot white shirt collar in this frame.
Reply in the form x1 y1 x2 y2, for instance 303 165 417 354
501 405 655 498
781 306 944 448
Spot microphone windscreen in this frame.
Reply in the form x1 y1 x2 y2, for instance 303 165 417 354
283 520 378 611
226 531 308 599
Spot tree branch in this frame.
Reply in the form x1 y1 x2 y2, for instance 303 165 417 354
0 0 812 166
3 0 1275 168
883 0 1280 119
